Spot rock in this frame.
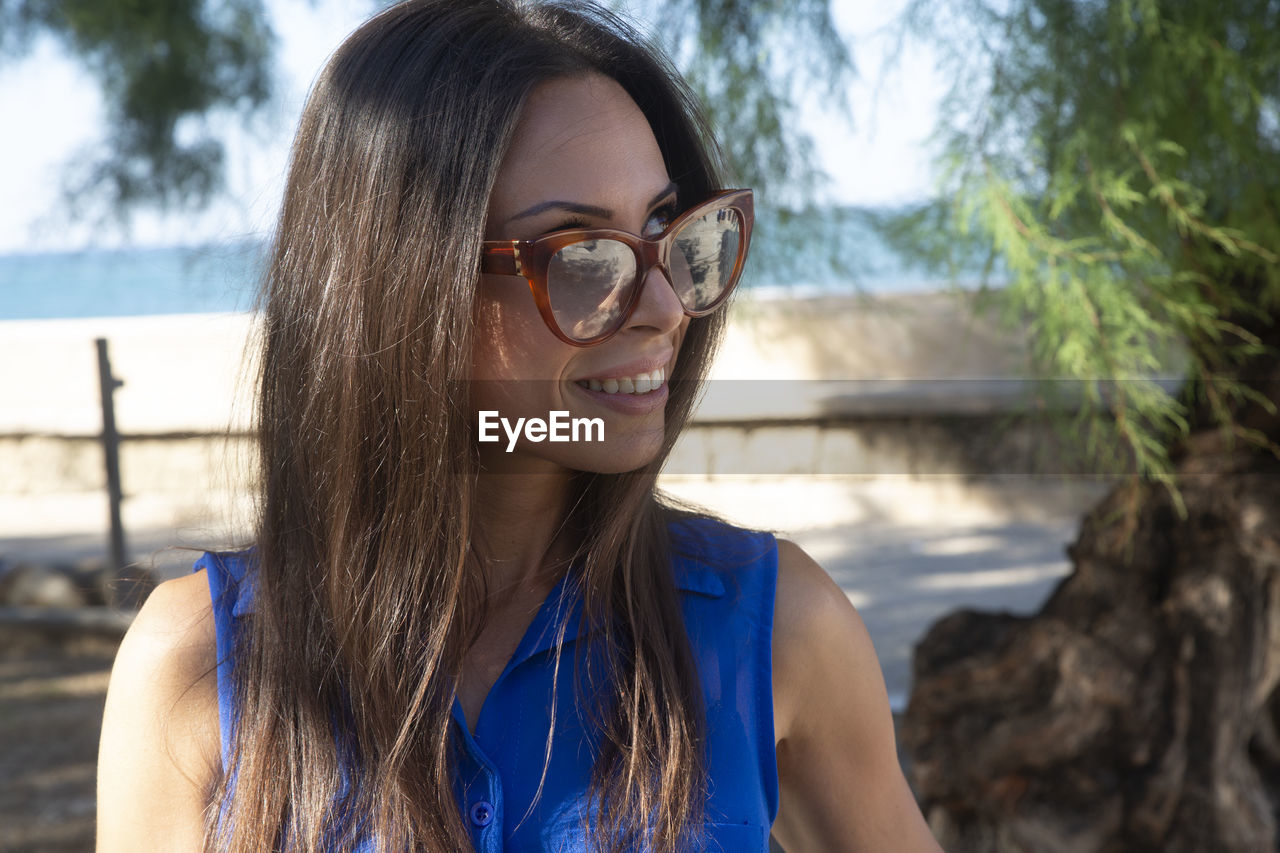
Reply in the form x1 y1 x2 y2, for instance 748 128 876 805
0 562 87 608
70 556 110 607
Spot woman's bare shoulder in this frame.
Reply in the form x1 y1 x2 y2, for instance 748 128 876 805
771 535 898 750
128 570 217 647
97 571 222 850
115 571 220 703
769 539 942 851
770 538 881 742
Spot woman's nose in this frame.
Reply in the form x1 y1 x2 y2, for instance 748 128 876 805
624 264 685 335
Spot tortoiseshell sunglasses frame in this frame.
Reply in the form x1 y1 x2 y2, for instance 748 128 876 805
479 188 754 346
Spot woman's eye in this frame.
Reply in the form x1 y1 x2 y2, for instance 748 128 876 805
643 204 677 237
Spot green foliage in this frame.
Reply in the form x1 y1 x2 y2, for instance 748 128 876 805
626 0 856 281
637 0 851 201
2 0 856 269
5 0 273 216
891 0 1280 512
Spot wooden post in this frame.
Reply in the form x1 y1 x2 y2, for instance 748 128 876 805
95 338 128 577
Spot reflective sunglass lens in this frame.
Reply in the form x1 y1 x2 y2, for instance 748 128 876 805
547 238 636 341
670 207 742 311
542 201 744 343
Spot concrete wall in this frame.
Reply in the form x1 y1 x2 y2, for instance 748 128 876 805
0 291 1116 561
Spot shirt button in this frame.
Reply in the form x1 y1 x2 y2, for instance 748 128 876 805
470 800 494 828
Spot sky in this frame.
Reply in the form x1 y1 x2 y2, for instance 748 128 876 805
0 0 947 254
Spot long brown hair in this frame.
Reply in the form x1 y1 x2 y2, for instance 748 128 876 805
207 1 733 850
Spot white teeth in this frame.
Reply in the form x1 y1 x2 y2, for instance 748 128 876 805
578 366 666 395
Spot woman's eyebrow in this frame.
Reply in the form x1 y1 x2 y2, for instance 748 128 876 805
507 199 611 223
505 182 679 225
646 182 679 208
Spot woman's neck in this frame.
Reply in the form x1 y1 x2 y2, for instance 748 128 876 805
473 467 578 603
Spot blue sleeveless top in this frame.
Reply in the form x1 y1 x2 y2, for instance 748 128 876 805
194 516 779 851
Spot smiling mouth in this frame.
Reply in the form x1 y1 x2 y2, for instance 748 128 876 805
575 366 666 395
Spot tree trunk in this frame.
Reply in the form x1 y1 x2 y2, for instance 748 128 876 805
902 348 1280 851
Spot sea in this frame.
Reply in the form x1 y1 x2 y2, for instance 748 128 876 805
0 210 972 321
0 240 265 321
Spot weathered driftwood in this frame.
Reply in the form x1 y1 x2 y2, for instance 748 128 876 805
903 429 1280 852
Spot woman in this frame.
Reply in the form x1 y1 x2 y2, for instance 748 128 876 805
97 1 941 850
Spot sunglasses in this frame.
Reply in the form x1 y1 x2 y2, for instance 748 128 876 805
480 189 754 346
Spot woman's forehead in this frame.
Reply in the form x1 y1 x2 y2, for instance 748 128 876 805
488 74 672 227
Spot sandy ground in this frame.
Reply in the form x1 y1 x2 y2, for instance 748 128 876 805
0 630 116 852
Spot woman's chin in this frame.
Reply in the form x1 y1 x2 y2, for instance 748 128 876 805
567 436 666 475
477 427 667 475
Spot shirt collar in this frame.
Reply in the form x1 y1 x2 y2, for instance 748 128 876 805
502 560 727 671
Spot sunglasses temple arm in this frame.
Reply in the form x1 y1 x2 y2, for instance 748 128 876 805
479 244 521 276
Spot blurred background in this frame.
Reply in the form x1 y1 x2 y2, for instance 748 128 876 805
2 1 1276 851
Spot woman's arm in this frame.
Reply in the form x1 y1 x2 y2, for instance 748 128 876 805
771 540 943 852
97 572 222 852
